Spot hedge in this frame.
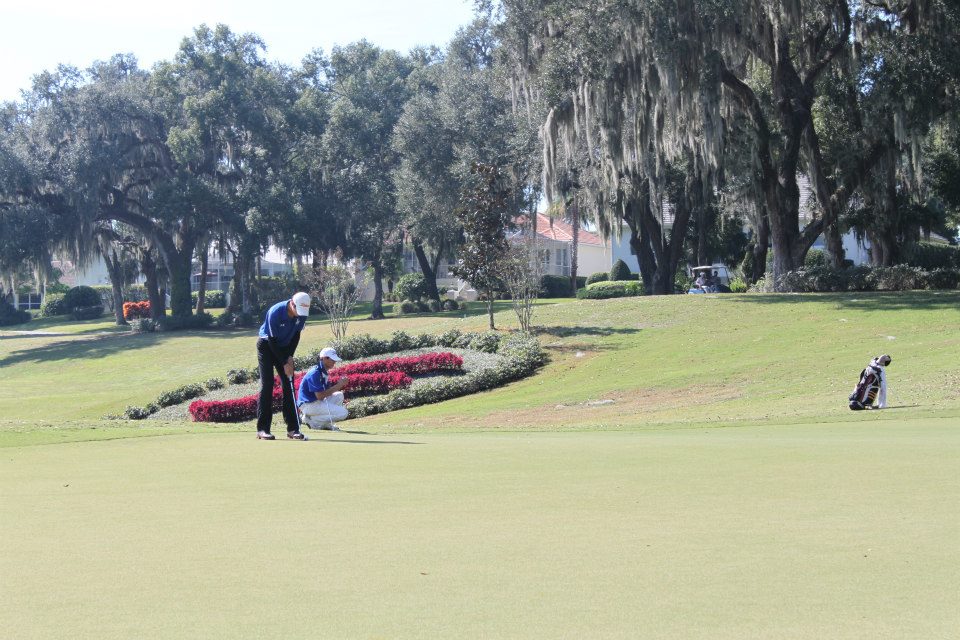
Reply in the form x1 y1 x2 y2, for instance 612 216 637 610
540 274 587 298
40 293 67 317
72 305 104 321
586 272 609 285
901 242 960 270
191 290 226 308
0 299 31 326
609 259 633 281
63 286 102 312
576 280 644 299
775 264 960 292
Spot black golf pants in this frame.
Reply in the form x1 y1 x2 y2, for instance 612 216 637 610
256 338 299 434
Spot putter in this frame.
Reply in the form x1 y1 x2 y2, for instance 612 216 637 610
288 373 304 433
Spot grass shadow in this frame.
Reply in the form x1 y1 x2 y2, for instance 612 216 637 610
0 329 252 368
732 291 960 311
534 325 641 338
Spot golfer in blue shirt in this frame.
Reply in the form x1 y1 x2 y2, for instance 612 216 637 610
256 292 311 440
297 347 349 430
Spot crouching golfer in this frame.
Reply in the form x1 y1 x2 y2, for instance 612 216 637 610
256 292 311 441
297 347 349 431
849 354 891 410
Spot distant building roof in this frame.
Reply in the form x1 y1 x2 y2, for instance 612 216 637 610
515 213 606 246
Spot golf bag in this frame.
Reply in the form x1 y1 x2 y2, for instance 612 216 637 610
849 356 890 410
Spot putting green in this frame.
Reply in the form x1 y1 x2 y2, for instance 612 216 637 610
3 417 957 639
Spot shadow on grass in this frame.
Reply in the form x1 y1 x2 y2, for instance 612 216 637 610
534 325 641 338
310 439 423 445
0 329 252 368
732 291 960 311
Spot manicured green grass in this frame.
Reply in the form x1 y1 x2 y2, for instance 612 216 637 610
2 419 957 639
2 292 959 637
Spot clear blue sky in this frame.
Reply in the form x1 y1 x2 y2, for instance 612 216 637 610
0 0 477 102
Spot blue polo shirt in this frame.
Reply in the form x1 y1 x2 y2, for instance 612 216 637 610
258 300 305 346
297 364 330 406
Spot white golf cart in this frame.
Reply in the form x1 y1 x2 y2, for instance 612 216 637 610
687 264 732 293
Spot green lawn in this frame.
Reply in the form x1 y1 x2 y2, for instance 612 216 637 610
1 292 959 638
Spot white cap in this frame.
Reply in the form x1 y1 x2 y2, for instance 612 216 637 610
292 292 311 317
319 347 341 362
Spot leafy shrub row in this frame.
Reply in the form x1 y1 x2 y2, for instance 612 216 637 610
397 299 461 314
191 290 226 308
576 280 644 299
586 272 608 285
775 264 960 292
900 242 960 270
123 301 151 320
347 333 546 419
122 382 207 419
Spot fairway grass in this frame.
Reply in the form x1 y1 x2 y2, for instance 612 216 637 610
2 418 958 639
2 292 959 637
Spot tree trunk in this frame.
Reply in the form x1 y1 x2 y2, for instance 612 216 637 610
369 261 385 319
569 200 580 295
487 287 495 330
411 239 441 303
141 251 165 320
824 221 845 268
751 212 770 284
103 250 128 326
195 244 208 315
166 250 194 318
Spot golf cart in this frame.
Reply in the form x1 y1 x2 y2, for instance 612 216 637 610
688 264 731 293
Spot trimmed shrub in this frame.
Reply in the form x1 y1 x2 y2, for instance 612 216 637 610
40 293 67 317
227 368 257 384
0 299 31 326
901 242 960 270
156 312 213 332
427 299 441 312
729 278 748 293
415 300 431 312
72 305 104 321
609 259 632 282
576 280 643 299
398 300 417 315
132 318 157 333
63 286 102 312
191 290 227 308
123 301 151 320
156 383 207 408
586 271 609 285
868 265 926 291
441 299 459 311
468 331 503 353
335 352 464 377
540 274 586 298
394 273 428 302
204 378 225 391
925 268 960 290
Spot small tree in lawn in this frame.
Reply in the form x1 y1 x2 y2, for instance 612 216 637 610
303 257 368 342
498 236 543 333
453 163 511 330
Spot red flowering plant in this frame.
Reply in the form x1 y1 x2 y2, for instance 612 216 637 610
123 301 151 320
189 367 417 422
335 352 463 376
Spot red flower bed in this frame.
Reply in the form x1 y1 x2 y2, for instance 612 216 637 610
335 352 463 376
123 301 151 320
189 370 413 422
